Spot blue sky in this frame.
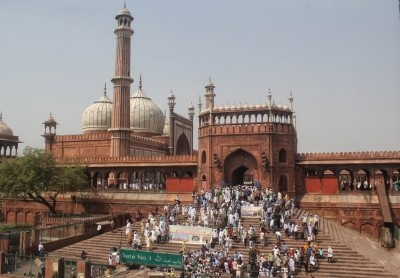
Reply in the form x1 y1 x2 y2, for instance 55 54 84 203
0 0 399 154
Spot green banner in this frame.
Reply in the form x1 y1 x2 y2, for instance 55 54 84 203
119 248 183 269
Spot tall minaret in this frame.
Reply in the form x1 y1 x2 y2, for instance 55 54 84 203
204 78 215 111
109 5 134 157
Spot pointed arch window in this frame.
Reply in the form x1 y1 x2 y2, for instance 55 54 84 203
279 148 287 163
201 151 206 164
279 175 288 192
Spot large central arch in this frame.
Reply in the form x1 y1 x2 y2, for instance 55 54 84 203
224 149 258 186
231 166 250 185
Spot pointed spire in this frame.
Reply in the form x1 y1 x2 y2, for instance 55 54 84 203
188 102 195 121
198 95 202 112
124 2 126 8
139 74 142 89
104 82 107 95
206 77 214 88
289 91 294 111
267 89 272 108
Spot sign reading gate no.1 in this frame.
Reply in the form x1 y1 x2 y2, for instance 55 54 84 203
119 248 183 269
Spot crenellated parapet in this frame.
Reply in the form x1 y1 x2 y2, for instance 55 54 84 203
55 132 111 142
55 154 198 165
199 122 295 137
296 151 400 161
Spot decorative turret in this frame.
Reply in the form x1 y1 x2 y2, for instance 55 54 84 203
0 113 21 157
42 113 58 152
0 112 13 136
204 78 216 111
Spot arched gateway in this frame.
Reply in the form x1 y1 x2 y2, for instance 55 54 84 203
224 149 258 186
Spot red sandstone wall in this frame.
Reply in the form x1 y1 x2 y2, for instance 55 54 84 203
305 177 339 194
321 176 338 193
306 177 321 193
166 178 194 192
52 134 111 158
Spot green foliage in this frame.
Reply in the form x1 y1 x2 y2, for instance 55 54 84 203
0 223 32 232
0 147 88 213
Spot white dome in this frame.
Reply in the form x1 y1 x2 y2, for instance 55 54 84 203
0 113 13 136
82 88 112 133
118 8 132 16
130 79 165 135
44 114 57 125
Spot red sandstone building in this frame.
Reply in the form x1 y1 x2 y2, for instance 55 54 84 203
2 6 399 240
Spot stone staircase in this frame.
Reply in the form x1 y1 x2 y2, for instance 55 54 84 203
51 209 399 277
238 209 397 277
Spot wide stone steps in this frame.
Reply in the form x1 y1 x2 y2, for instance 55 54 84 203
237 209 397 278
51 208 398 278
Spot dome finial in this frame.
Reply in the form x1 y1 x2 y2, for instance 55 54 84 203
104 83 107 95
124 2 126 8
0 112 2 121
139 74 142 90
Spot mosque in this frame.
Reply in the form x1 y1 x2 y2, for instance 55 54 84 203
1 5 399 240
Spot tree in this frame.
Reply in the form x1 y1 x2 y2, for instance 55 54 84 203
0 147 88 215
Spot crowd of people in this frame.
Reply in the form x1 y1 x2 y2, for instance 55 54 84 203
121 185 333 277
96 180 166 190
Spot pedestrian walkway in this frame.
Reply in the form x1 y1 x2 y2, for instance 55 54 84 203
320 217 400 277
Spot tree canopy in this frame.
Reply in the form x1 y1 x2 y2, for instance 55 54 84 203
0 147 88 214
